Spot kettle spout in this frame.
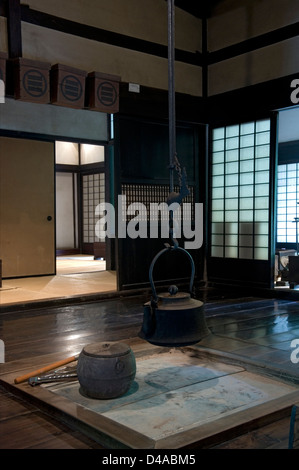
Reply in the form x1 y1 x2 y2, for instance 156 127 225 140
139 302 156 339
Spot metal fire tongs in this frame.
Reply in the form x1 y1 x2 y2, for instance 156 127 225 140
28 366 77 386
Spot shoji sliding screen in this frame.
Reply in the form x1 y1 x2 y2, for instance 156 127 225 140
208 117 276 288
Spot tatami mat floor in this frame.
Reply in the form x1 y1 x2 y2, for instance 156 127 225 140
0 256 117 307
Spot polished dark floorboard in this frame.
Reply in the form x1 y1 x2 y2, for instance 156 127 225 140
1 288 299 449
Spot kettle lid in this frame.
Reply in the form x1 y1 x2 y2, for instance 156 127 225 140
158 291 190 301
82 342 131 358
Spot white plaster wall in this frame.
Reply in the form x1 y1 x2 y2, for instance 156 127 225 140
0 98 108 141
279 107 299 142
208 0 299 51
23 0 202 54
21 22 202 96
208 0 299 95
56 172 76 250
209 36 299 95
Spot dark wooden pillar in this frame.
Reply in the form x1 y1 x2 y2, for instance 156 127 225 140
7 0 22 58
201 17 208 100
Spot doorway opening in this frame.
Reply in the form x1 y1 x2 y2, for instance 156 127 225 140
275 106 299 290
55 140 107 276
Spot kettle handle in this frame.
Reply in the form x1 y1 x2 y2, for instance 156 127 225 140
149 245 195 302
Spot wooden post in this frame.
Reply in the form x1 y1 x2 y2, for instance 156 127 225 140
7 0 22 58
0 259 2 288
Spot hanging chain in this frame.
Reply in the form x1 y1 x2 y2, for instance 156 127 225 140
174 153 182 187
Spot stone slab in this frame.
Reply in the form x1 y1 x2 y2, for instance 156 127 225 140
1 345 298 449
44 348 296 444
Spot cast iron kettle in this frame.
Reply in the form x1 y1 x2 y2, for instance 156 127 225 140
139 245 210 347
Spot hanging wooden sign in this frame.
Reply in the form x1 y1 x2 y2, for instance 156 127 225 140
51 64 87 109
11 58 50 103
86 71 120 113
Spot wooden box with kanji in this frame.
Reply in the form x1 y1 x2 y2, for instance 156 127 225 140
86 71 120 113
51 64 87 109
12 58 51 103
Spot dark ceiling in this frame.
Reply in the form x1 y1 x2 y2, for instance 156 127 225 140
174 1 221 18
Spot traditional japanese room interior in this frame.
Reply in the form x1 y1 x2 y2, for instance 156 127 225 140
2 0 299 451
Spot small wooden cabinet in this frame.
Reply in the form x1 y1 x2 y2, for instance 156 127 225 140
51 64 87 109
86 71 120 113
11 58 51 103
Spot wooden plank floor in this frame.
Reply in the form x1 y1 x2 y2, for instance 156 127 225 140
1 289 299 449
0 385 104 449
